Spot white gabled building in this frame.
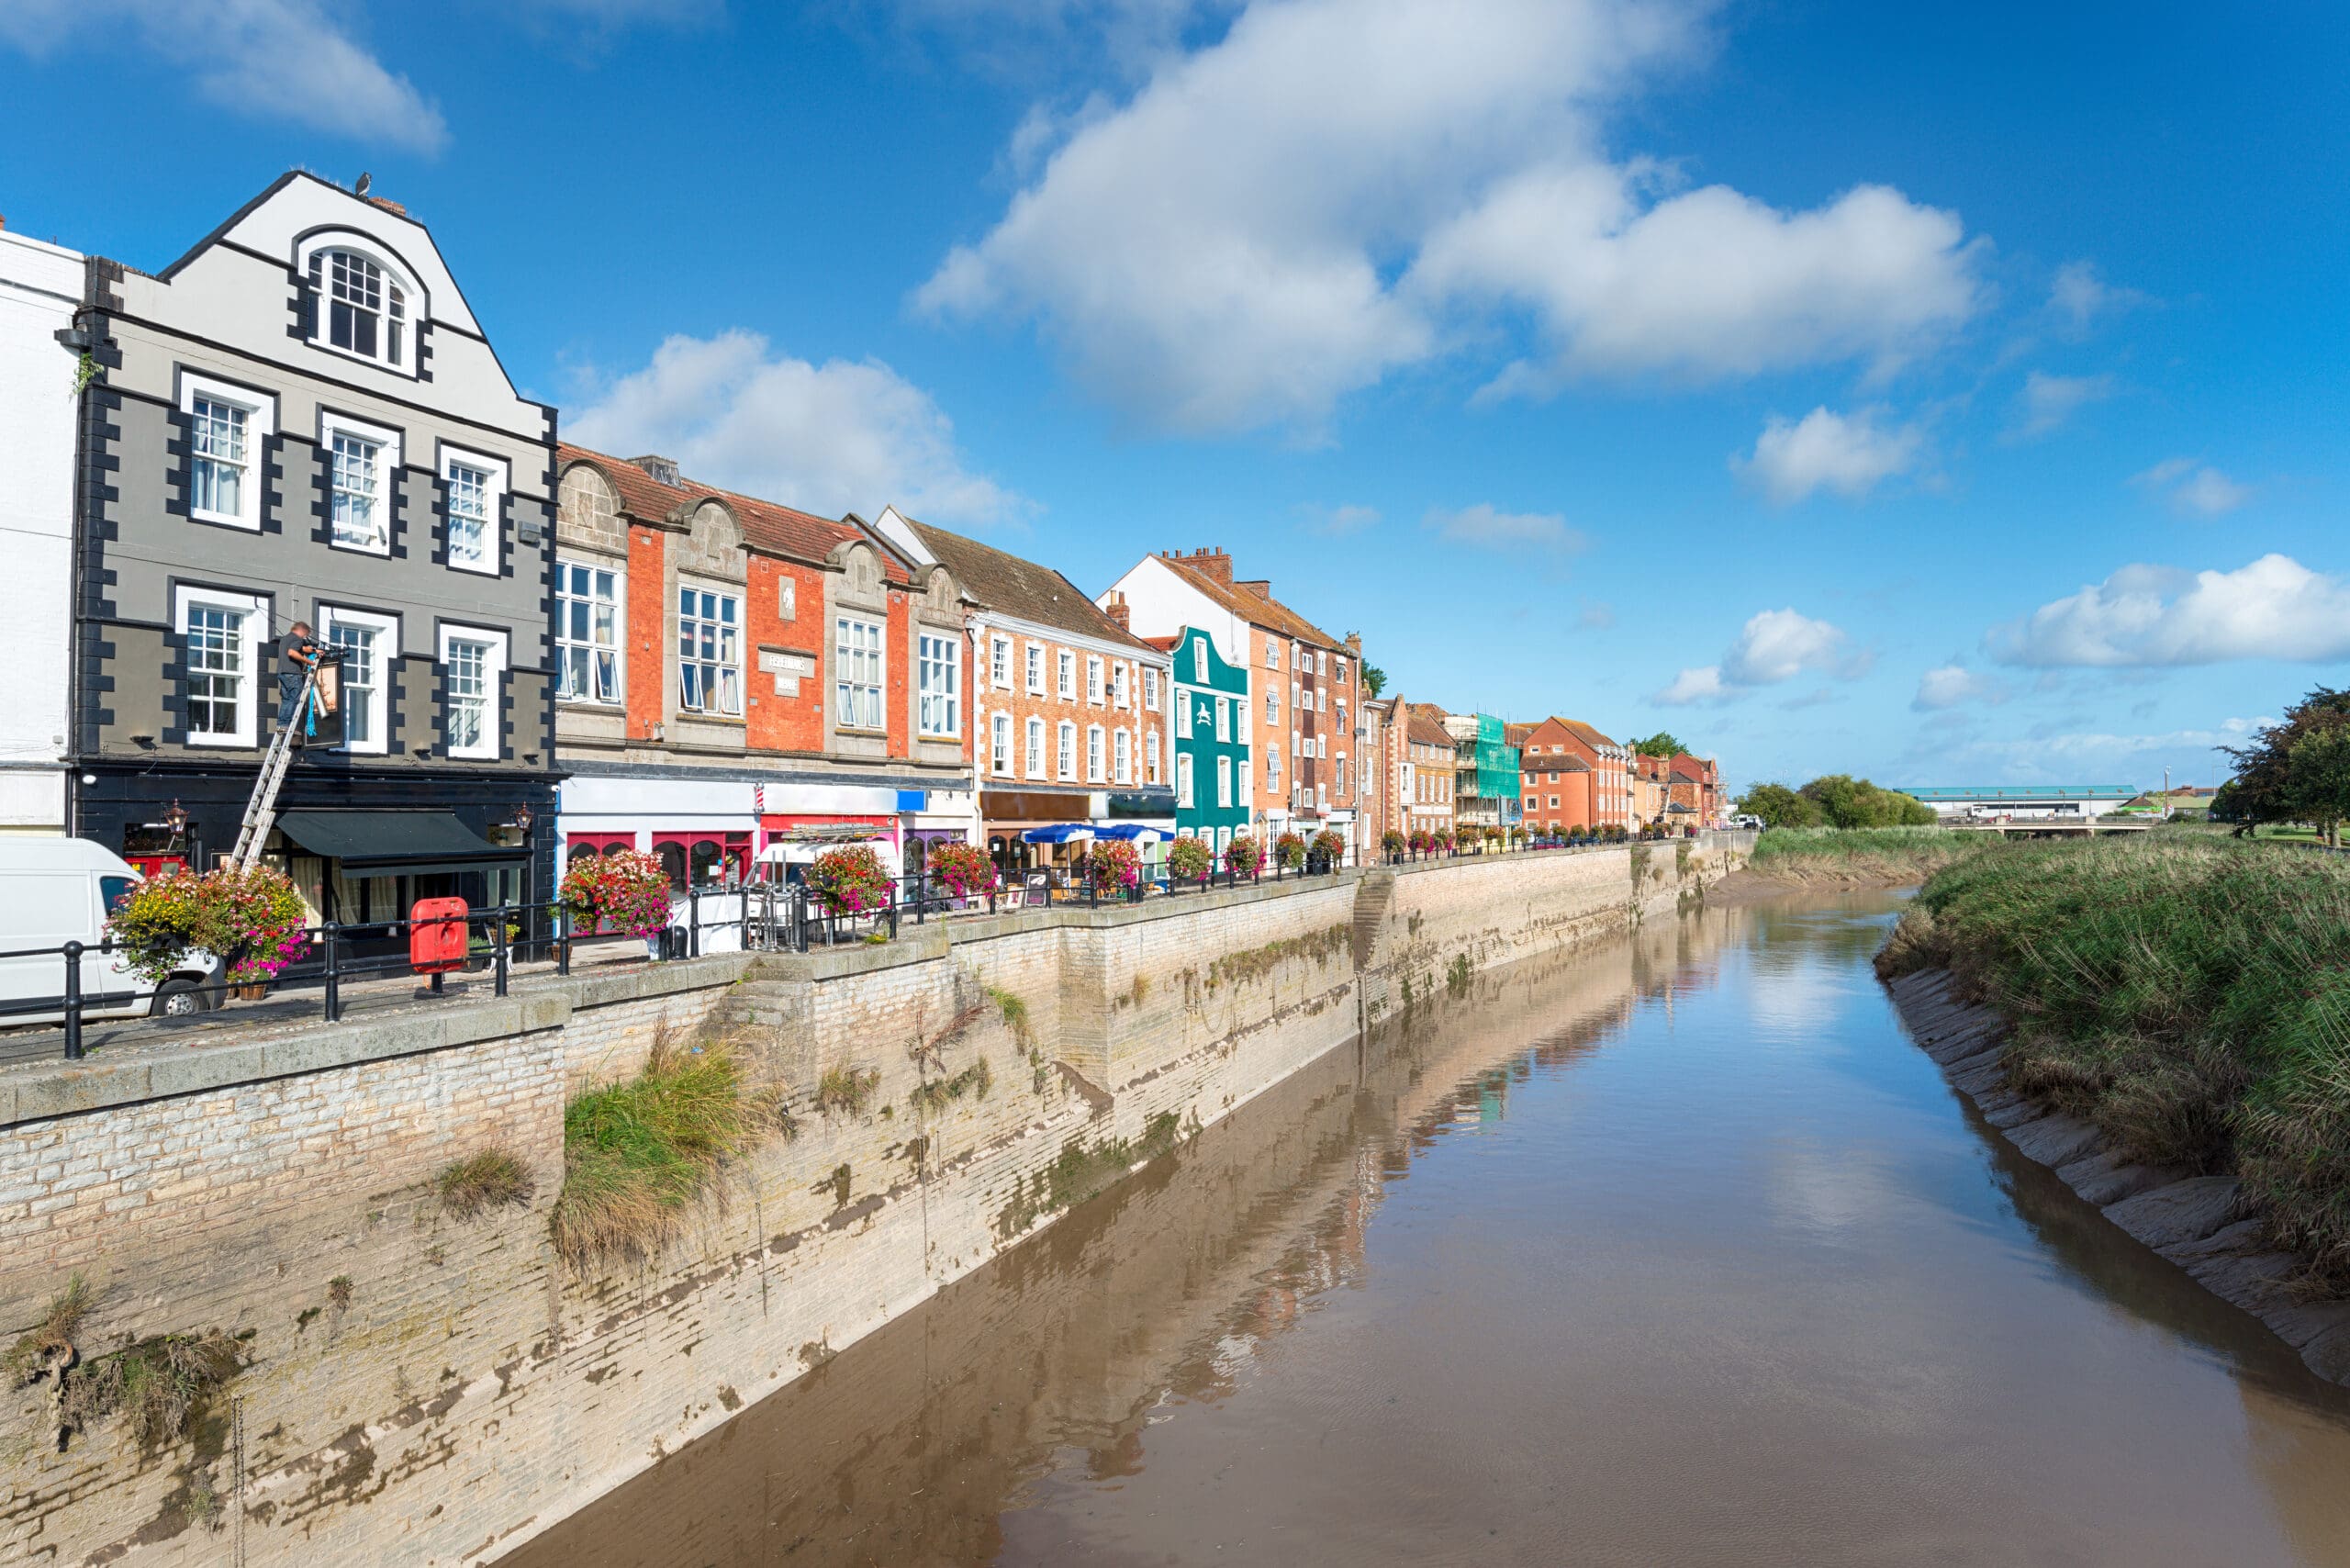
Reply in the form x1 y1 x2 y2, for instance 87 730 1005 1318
0 224 83 834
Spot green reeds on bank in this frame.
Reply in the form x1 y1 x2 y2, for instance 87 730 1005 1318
1750 825 1974 881
1878 834 2350 1280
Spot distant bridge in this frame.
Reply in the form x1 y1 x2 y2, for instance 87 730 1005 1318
1940 815 2155 836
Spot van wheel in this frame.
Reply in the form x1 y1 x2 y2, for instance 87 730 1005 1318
151 979 209 1018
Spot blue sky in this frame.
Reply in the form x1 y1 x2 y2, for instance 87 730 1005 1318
6 0 2344 791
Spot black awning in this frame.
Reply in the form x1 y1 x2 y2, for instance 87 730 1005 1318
276 810 526 876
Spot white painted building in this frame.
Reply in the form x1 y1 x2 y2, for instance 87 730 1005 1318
0 226 82 834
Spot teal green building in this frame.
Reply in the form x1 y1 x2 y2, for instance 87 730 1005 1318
1168 626 1251 848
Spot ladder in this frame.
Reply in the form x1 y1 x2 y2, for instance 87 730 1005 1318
228 663 323 872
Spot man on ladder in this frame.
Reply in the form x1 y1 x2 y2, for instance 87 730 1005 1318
228 624 343 871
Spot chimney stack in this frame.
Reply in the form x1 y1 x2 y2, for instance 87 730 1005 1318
1172 546 1233 585
1103 590 1131 631
630 454 682 487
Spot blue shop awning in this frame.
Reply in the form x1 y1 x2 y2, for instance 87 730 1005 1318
1021 823 1097 845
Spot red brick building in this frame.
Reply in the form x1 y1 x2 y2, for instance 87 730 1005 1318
552 446 974 888
1516 716 1631 831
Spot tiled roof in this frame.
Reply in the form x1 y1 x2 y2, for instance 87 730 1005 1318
1668 754 1710 782
1525 755 1590 773
1154 554 1343 649
903 518 1158 653
1406 715 1454 748
559 444 909 583
1548 717 1619 751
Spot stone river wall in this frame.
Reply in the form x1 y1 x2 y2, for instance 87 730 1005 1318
0 834 1748 1566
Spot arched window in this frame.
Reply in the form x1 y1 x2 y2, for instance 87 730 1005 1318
308 247 408 366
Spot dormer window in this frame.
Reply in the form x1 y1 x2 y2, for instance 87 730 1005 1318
307 246 408 368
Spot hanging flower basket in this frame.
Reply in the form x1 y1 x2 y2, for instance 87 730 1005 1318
807 846 895 916
1086 837 1143 895
1309 829 1347 868
1224 834 1266 877
560 849 673 938
107 864 308 991
1167 836 1214 881
1273 832 1307 870
925 841 997 901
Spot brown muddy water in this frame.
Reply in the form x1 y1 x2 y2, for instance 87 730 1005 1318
509 894 2350 1567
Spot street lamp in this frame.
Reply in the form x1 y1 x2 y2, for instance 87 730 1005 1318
162 799 189 839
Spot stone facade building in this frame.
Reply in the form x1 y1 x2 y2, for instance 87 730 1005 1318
551 446 975 888
64 173 559 918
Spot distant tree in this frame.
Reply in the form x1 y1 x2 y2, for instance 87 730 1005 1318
2221 686 2350 835
1628 732 1685 759
1360 664 1387 698
1796 774 1937 829
2285 727 2350 848
1734 782 1823 829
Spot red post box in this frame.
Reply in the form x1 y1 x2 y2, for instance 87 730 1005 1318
409 898 470 976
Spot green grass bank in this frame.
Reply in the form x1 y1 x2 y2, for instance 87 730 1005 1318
1877 834 2350 1280
1745 825 1974 886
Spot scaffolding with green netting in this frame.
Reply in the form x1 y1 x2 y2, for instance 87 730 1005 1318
1473 713 1521 819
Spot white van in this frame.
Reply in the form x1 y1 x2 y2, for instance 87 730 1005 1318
0 838 221 1025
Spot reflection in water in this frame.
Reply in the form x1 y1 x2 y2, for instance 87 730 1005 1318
513 895 2350 1568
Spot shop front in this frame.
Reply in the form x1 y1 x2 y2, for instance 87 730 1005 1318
981 787 1096 876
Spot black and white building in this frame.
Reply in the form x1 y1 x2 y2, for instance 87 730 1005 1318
64 173 561 920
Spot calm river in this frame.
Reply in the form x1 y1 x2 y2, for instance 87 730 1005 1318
511 893 2350 1567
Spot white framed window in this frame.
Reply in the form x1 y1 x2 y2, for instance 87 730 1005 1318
179 375 274 530
1058 649 1076 700
1025 642 1045 695
557 561 621 704
1192 638 1209 683
173 587 264 746
1146 730 1160 785
1176 693 1192 739
1177 755 1195 808
1216 756 1233 808
1086 655 1104 705
1113 728 1131 784
320 605 397 756
1336 656 1348 684
1216 698 1231 743
1266 642 1280 670
1337 753 1349 795
319 412 399 554
441 446 506 575
1026 716 1046 779
990 711 1012 774
990 635 1012 689
1143 666 1158 711
919 633 960 736
1265 689 1280 726
835 616 885 731
304 243 412 369
1057 720 1077 781
437 624 509 760
1268 745 1281 789
678 586 743 717
1113 663 1129 709
1086 724 1105 783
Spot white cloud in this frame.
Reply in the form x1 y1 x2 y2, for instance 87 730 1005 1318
1295 501 1380 535
1654 607 1852 705
1734 406 1924 504
1942 722 2269 779
2011 370 2112 439
2132 456 2252 517
1911 663 2004 711
2048 260 2148 334
1653 666 1727 706
1425 503 1584 551
918 0 1987 435
566 330 1022 528
1987 554 2350 668
0 0 447 152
